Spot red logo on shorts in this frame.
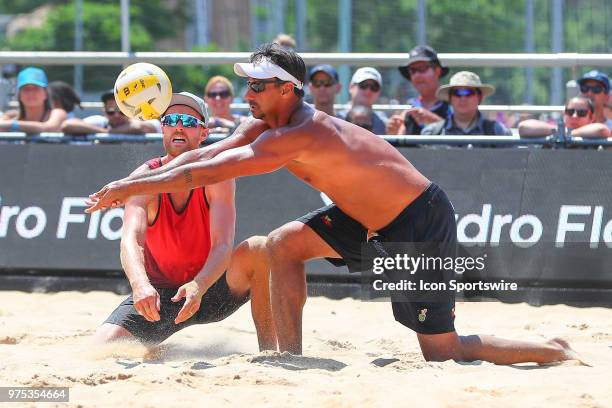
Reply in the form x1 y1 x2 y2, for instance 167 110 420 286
321 215 332 227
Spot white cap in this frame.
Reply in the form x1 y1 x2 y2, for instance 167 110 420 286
167 92 209 126
350 67 382 86
234 58 304 90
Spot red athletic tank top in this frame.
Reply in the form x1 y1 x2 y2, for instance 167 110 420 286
143 158 211 288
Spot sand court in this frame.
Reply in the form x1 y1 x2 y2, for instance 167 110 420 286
1 290 611 407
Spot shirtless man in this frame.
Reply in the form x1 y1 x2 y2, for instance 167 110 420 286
93 92 275 351
87 44 578 364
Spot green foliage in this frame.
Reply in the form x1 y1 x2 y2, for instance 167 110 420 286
161 45 236 97
3 0 612 104
0 1 191 92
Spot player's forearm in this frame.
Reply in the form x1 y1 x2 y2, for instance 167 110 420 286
120 161 218 197
193 243 233 292
120 239 150 287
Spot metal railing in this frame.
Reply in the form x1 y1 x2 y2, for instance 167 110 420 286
6 100 566 114
1 132 610 148
1 51 612 67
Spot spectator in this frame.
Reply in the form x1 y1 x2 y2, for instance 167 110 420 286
0 67 67 133
49 81 81 119
422 71 511 136
308 64 341 116
273 33 297 50
388 45 450 135
61 90 161 135
577 70 612 130
518 96 610 138
338 67 387 134
204 75 244 134
345 105 374 131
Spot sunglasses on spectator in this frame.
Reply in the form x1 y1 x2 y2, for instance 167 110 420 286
206 90 232 99
580 84 606 94
357 82 381 92
161 113 205 128
310 80 336 88
246 79 285 93
451 88 479 98
408 63 434 76
564 108 590 117
105 108 123 116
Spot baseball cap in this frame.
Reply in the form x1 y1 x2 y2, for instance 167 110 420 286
308 64 339 82
166 92 209 126
398 45 449 81
17 67 48 89
350 67 382 86
577 70 610 93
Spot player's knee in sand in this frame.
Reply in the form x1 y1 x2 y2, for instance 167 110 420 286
92 323 135 344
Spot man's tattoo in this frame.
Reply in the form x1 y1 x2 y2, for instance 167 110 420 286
183 168 193 186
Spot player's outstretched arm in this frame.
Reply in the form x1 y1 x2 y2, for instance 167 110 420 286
85 128 303 213
125 117 270 184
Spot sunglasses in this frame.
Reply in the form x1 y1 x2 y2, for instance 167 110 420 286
105 108 124 116
451 88 479 98
161 113 205 128
564 108 590 117
246 79 284 93
580 84 606 94
357 82 381 92
408 63 434 76
206 90 232 99
310 80 335 88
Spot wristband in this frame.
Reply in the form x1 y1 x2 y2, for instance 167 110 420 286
11 119 19 132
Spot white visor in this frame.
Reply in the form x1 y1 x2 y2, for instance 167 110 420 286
234 58 303 90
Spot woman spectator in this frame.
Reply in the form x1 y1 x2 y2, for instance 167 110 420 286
519 96 611 138
0 67 67 133
203 75 244 135
49 81 81 119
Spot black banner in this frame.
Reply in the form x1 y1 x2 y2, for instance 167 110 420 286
1 145 611 288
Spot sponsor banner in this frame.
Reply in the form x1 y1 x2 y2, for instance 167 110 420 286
1 145 611 286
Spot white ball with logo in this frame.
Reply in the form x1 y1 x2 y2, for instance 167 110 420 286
113 62 172 120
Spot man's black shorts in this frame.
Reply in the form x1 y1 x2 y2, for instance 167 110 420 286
297 183 457 335
104 272 249 345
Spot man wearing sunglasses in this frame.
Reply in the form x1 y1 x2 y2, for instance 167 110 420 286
93 92 276 351
307 64 341 117
337 67 388 135
61 90 161 135
577 70 612 130
388 45 451 135
422 71 511 137
87 43 578 365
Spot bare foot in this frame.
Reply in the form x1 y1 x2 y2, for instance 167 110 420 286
542 338 591 367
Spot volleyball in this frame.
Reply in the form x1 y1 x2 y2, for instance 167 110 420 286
113 62 172 120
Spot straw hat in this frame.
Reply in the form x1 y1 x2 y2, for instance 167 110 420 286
436 71 495 101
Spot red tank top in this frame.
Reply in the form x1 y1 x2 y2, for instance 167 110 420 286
143 158 212 288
